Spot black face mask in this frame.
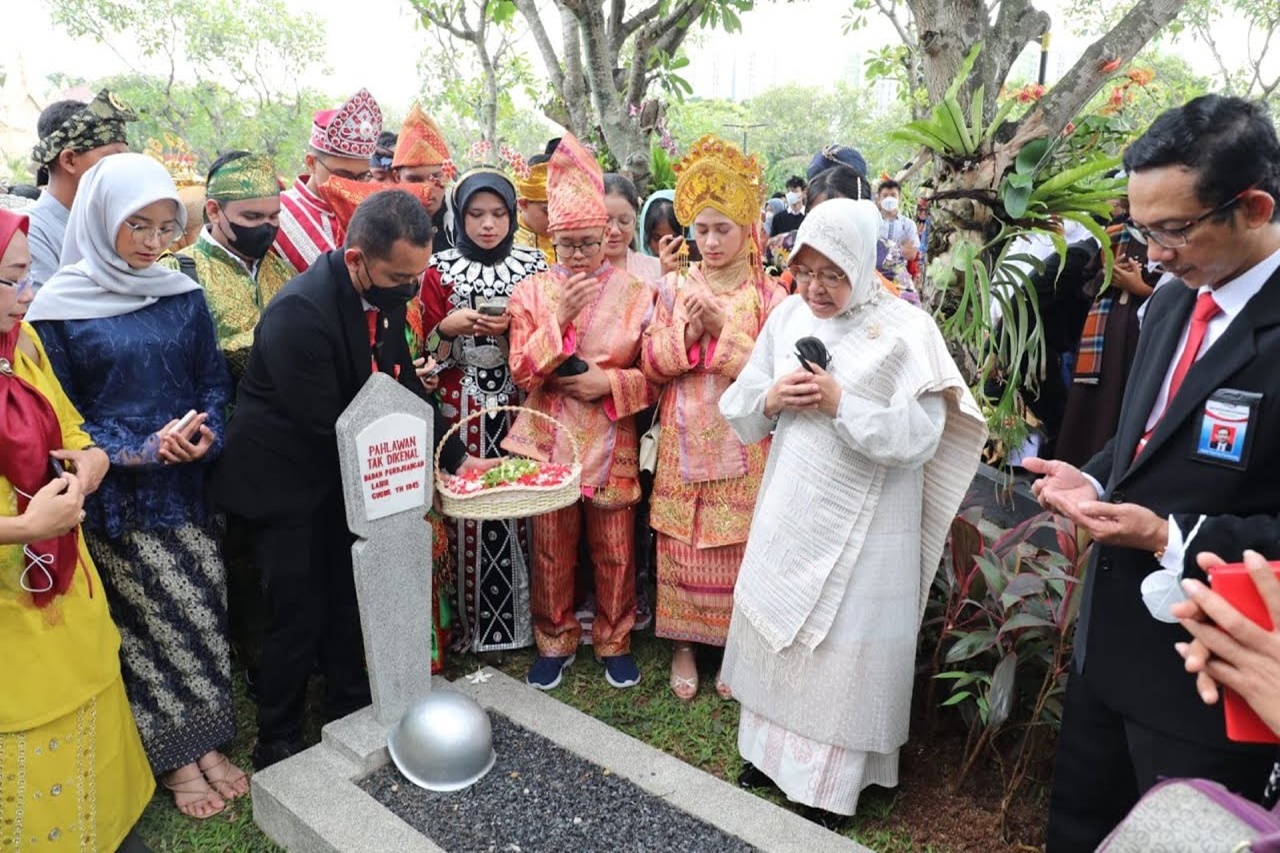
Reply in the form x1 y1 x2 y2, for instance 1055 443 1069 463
359 262 421 310
218 215 279 260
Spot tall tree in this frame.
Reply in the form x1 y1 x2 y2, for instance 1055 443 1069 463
850 0 1189 447
428 0 754 188
45 0 331 170
1071 0 1280 104
410 0 533 146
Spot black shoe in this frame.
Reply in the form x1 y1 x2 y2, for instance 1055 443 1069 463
737 762 779 791
253 737 305 770
798 805 850 832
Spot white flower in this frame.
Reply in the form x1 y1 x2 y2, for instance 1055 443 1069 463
466 668 493 685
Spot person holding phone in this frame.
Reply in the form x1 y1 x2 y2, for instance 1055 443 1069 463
26 154 240 820
717 199 985 824
641 135 786 702
504 133 656 691
1 208 155 850
1057 188 1161 467
414 167 546 656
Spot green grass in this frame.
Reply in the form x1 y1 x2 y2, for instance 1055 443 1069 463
138 632 926 852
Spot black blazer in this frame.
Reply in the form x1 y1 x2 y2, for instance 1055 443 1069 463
1077 267 1280 748
210 250 465 523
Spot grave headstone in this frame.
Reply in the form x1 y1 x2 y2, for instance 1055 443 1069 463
336 372 435 726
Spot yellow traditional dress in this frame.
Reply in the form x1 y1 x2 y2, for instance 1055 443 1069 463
0 324 154 851
514 220 555 268
173 230 293 378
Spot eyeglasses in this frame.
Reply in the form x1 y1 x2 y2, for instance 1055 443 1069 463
400 170 447 187
318 157 374 182
789 266 848 287
1125 187 1252 249
0 275 34 295
553 240 602 258
124 221 183 245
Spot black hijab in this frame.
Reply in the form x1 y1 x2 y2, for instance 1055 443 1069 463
452 167 518 264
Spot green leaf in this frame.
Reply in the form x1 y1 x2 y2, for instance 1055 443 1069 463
970 85 986 144
1015 139 1050 175
1002 179 1034 220
997 612 1056 635
985 651 1018 730
945 629 1000 663
946 42 983 102
940 691 974 707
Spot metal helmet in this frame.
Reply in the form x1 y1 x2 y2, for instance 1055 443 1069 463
387 691 496 792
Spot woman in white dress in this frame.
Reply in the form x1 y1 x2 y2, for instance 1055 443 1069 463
718 198 987 824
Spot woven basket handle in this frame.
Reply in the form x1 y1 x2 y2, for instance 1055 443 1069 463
433 404 582 477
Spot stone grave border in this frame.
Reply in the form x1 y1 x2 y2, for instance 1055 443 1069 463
252 668 871 853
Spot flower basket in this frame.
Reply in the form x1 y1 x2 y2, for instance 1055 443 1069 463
434 406 581 520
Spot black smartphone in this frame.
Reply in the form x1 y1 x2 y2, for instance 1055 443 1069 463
555 355 590 377
477 303 507 317
48 456 74 478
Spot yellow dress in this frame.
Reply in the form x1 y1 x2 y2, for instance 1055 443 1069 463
0 323 154 851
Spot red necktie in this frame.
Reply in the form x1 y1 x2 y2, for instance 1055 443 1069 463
365 309 379 373
1134 291 1221 459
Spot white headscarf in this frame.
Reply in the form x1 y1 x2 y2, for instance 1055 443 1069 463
790 197 882 314
26 153 200 321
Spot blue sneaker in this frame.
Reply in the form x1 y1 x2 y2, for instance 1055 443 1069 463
602 654 641 688
527 654 575 690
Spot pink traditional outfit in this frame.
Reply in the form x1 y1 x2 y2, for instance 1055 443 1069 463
626 249 662 286
642 136 784 646
273 89 383 275
503 135 656 663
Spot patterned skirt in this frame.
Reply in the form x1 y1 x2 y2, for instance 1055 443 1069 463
86 523 235 774
0 677 155 851
654 536 743 646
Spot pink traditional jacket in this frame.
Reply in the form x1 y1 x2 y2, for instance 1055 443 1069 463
273 175 340 275
504 263 656 504
644 266 785 482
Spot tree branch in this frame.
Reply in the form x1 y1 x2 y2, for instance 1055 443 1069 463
875 0 917 50
1028 0 1189 140
619 0 665 42
512 0 567 95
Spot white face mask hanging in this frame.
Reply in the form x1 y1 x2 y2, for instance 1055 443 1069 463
10 484 57 593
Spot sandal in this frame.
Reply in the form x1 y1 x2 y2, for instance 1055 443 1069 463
715 671 733 701
198 751 250 800
163 767 226 820
670 644 698 702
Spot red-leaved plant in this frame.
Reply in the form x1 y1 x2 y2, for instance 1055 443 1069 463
923 508 1091 837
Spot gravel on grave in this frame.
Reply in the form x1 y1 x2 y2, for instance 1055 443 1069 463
359 711 759 853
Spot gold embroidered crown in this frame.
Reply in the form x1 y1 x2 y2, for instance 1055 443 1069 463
145 134 203 188
673 134 764 227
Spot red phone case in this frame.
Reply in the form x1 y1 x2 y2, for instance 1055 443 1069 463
1206 561 1280 744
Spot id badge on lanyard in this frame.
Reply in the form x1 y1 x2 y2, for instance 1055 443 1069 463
1192 388 1262 470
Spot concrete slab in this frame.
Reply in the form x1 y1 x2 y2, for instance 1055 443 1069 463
252 740 442 853
254 669 872 852
449 669 870 853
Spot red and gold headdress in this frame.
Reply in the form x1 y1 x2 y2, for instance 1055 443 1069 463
673 134 764 227
311 89 383 159
393 103 452 173
547 133 606 232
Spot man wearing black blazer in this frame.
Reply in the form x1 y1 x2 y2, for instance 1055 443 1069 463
1026 95 1280 850
210 190 476 769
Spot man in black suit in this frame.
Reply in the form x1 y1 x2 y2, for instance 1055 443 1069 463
1025 94 1280 850
211 190 477 769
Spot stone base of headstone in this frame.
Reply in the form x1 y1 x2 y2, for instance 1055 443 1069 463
251 670 870 853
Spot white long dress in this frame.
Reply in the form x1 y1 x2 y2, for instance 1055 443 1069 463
719 291 983 815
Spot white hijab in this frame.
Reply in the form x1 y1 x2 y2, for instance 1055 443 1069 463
789 197 882 314
26 153 201 321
